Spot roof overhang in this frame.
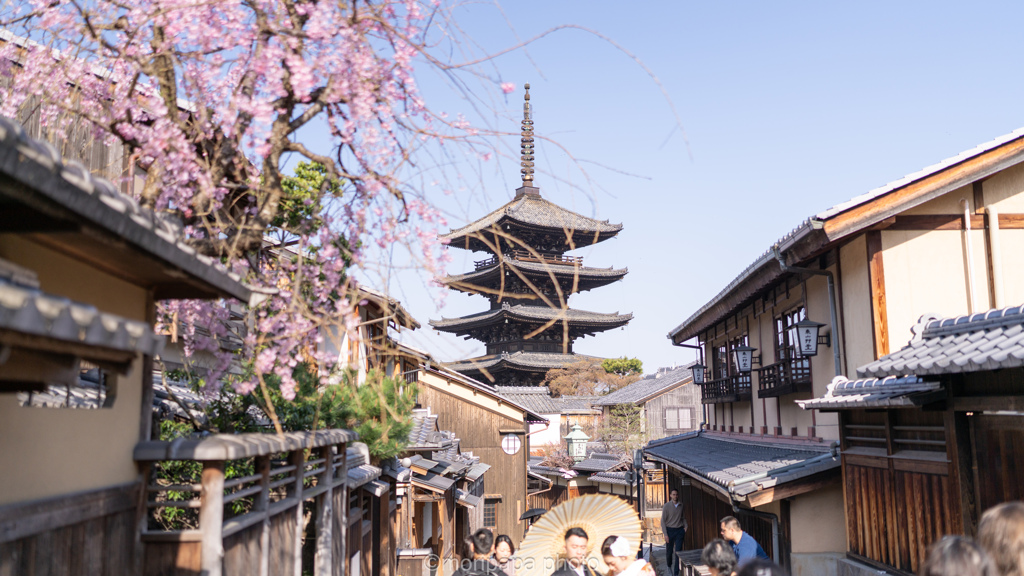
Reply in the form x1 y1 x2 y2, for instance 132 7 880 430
0 117 252 303
668 128 1024 345
644 432 840 506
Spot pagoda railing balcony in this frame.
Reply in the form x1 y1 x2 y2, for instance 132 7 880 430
757 356 811 398
700 374 752 404
474 250 584 270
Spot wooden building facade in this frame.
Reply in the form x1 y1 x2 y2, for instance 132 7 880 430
414 365 547 548
800 306 1024 575
663 125 1024 576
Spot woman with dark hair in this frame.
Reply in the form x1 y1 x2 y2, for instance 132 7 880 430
978 501 1024 576
921 535 997 576
600 535 654 576
700 539 738 576
492 534 517 576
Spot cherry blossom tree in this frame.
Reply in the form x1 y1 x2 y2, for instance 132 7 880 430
0 0 517 401
0 1 680 411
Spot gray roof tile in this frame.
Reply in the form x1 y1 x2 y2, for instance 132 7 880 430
644 433 837 498
0 116 250 302
431 304 632 331
493 386 601 414
0 278 164 358
797 375 941 410
441 193 622 247
593 363 696 406
858 307 1024 378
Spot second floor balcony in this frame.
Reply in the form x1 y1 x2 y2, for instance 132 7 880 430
757 357 812 397
700 374 752 404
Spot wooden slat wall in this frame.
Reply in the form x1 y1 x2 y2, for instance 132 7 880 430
0 483 139 576
842 408 959 574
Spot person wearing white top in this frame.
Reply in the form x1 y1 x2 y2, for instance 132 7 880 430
601 536 655 576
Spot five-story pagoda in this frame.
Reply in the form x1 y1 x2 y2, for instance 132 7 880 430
430 84 631 386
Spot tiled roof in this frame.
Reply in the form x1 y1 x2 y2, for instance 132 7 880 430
456 489 482 508
441 193 622 248
411 471 456 493
418 365 549 424
644 433 838 499
589 471 633 486
446 352 597 374
0 278 165 358
667 127 1024 345
406 409 451 450
431 304 632 331
494 386 601 414
797 375 942 410
573 453 623 473
858 307 1024 378
0 116 250 303
465 463 491 482
443 259 627 289
593 364 695 406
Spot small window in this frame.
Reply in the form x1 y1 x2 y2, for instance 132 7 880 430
484 498 499 528
17 364 115 409
664 407 694 431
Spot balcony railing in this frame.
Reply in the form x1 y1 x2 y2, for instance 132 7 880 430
700 374 752 404
757 357 811 398
474 250 584 270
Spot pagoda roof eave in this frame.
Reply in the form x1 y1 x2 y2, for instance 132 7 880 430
441 260 628 292
428 305 633 334
445 352 597 374
440 194 622 251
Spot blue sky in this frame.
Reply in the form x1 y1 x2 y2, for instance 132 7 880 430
351 1 1024 374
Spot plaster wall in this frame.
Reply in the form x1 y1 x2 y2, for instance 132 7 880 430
984 161 1024 212
903 183 974 214
838 235 875 371
790 483 846 554
0 237 148 505
881 229 981 347
803 273 839 440
529 413 563 447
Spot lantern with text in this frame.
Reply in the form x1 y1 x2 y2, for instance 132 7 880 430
691 363 707 384
732 345 757 373
794 318 828 356
564 423 590 463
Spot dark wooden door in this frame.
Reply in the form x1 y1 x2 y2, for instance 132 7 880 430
971 415 1024 513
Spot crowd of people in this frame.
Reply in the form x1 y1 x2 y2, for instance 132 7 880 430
680 501 1024 576
451 499 1024 576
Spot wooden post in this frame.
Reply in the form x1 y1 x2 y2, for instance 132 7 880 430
199 460 226 576
288 448 306 576
255 455 271 576
314 445 334 576
339 445 349 576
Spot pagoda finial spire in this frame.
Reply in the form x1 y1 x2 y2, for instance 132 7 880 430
520 83 535 187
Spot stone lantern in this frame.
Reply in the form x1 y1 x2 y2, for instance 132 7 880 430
564 423 590 463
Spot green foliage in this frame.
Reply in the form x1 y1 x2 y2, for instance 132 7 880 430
152 420 255 531
273 161 341 234
601 357 643 377
328 369 419 461
598 403 648 456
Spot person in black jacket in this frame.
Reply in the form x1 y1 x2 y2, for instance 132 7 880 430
454 529 508 576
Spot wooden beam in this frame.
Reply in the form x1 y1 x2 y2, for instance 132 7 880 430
823 135 1024 240
866 231 889 358
973 181 986 214
888 214 984 230
952 395 1024 412
745 468 841 507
